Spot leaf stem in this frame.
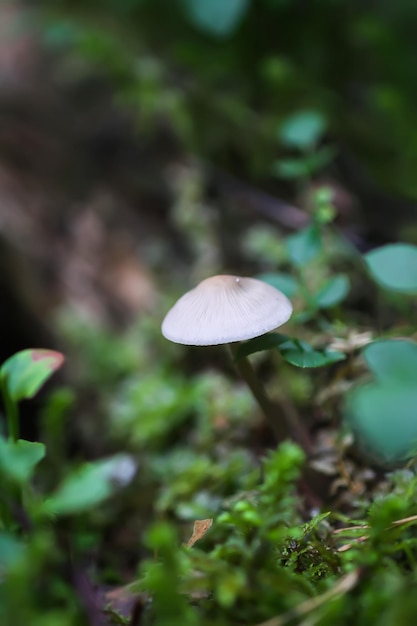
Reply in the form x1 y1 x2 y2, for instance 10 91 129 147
2 380 19 442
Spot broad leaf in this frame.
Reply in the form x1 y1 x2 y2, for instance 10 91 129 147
0 438 45 483
363 339 417 384
257 273 299 297
0 349 64 402
280 348 345 368
273 147 335 180
273 158 311 180
42 454 136 515
279 110 326 149
235 333 345 368
347 383 417 466
286 225 322 267
314 274 350 309
181 0 249 37
234 333 290 360
364 243 417 294
305 146 336 172
0 533 25 569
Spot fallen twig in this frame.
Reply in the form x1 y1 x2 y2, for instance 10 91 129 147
333 514 417 552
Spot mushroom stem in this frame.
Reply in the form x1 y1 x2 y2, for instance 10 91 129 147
228 343 312 453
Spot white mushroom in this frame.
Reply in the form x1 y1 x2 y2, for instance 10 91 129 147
161 275 311 451
161 275 293 346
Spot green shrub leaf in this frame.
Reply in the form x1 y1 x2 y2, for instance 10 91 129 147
314 274 350 309
363 339 417 383
42 454 136 515
347 383 417 466
234 333 290 360
273 147 335 180
279 110 327 150
0 438 45 483
235 333 345 368
364 243 417 293
280 347 345 368
273 157 311 180
256 273 299 297
181 0 249 37
0 533 25 570
286 225 322 267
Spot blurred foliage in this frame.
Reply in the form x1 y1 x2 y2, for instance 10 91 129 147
37 0 417 198
365 244 417 293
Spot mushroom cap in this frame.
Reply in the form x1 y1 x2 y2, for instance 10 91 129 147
161 275 293 346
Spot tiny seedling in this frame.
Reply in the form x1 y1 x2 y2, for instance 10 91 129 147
0 348 135 531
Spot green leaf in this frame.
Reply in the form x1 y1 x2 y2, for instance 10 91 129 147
347 383 417 466
302 511 331 535
305 146 336 172
272 158 311 180
234 333 290 360
279 110 327 149
363 339 417 384
314 274 350 309
273 147 335 180
256 273 299 297
0 438 45 483
181 0 249 37
0 533 25 569
280 347 345 368
0 349 64 403
286 225 322 267
364 243 417 294
42 454 135 516
235 333 345 368
146 522 178 552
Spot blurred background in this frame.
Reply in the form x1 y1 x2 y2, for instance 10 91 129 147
2 0 417 356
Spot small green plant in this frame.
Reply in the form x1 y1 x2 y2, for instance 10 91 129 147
0 348 137 624
0 349 136 526
345 242 417 467
227 172 417 465
139 442 417 626
242 236 417 467
274 109 336 182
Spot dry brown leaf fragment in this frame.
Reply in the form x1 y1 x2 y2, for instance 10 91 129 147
186 519 213 548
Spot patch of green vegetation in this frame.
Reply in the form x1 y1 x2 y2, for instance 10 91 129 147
2 222 417 623
38 0 417 198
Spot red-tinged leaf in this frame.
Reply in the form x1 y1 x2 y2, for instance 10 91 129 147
0 349 65 402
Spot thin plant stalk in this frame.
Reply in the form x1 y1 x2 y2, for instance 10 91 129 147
228 343 312 453
2 381 19 442
0 382 22 528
